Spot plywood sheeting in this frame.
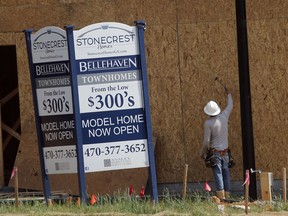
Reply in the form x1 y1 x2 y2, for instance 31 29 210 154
248 18 288 178
145 24 185 182
178 20 242 181
150 76 185 183
247 0 288 19
177 0 235 23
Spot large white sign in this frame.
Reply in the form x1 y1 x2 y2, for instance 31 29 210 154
71 22 149 172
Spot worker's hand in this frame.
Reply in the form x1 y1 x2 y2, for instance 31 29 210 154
199 148 207 159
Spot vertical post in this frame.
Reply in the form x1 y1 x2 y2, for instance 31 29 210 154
235 0 257 200
47 199 52 206
65 25 87 204
244 169 249 214
24 29 51 202
182 164 188 199
135 20 158 203
260 172 273 202
283 168 287 202
14 167 19 207
0 103 4 187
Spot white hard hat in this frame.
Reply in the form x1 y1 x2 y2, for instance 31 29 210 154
204 101 221 116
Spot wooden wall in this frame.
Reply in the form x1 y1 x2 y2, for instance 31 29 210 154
0 0 287 194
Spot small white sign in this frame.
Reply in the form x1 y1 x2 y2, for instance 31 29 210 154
36 86 73 116
31 26 69 63
83 140 149 172
73 22 139 59
43 145 78 174
78 80 143 113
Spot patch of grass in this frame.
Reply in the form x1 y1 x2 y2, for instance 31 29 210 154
0 191 288 215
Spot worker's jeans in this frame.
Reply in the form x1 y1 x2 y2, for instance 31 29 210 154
212 152 230 191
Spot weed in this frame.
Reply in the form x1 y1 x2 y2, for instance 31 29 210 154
0 190 288 215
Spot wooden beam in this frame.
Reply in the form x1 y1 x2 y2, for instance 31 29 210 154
3 118 20 150
0 88 18 106
1 123 21 141
260 172 273 201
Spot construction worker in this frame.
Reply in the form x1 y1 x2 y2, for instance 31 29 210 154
199 91 233 200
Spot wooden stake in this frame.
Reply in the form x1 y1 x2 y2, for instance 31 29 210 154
67 196 72 205
283 167 287 203
47 199 53 206
14 167 19 207
182 164 188 199
245 169 249 215
77 197 81 206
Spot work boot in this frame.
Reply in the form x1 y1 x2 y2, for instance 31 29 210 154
225 191 230 199
215 190 225 200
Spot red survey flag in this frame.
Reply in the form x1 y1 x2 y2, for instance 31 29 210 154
242 170 250 186
10 167 17 180
129 185 134 196
204 181 211 191
90 194 97 205
140 186 145 198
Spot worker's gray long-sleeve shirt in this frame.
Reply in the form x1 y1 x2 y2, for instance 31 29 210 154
200 94 233 156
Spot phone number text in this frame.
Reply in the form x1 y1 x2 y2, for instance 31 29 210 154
84 143 146 157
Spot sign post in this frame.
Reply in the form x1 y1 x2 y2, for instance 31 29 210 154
135 20 158 202
66 25 87 203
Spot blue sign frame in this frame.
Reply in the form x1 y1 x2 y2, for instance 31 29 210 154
24 29 51 202
66 25 88 203
135 20 158 202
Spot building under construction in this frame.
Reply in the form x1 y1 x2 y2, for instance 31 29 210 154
0 0 288 197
